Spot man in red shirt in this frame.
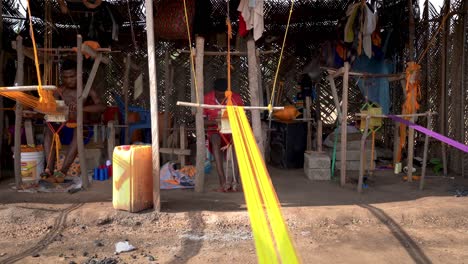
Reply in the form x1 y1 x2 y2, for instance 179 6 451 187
204 78 243 192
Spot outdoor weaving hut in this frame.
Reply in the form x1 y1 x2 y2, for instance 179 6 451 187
0 0 467 207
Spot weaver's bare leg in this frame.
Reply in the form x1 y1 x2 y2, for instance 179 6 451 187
210 133 225 189
60 128 78 175
43 126 56 174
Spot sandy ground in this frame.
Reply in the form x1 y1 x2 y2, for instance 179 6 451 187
0 167 467 264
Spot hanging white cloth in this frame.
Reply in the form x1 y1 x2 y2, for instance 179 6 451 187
363 4 377 58
238 0 264 41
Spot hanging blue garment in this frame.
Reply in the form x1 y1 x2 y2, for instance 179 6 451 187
352 55 393 114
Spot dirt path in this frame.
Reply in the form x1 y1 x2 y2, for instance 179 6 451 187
0 168 467 263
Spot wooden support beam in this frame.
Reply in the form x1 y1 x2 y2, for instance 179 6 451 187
190 48 196 115
123 54 131 145
107 121 115 162
317 120 323 152
305 96 312 151
179 49 276 56
420 113 432 190
195 36 206 193
14 36 24 188
0 3 4 180
358 116 370 193
327 76 341 121
180 125 186 166
145 0 161 211
76 35 89 188
81 54 102 99
24 120 34 145
440 0 450 177
163 52 170 153
340 62 350 186
247 37 264 156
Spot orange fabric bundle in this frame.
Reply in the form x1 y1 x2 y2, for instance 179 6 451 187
397 62 421 162
273 105 300 121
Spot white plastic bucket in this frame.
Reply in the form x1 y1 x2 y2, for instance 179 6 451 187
19 151 44 182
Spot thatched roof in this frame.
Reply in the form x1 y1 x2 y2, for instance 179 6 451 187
2 0 416 56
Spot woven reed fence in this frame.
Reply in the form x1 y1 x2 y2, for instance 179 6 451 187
7 0 467 175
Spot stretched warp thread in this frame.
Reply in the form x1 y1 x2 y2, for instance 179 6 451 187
398 62 421 162
224 18 298 262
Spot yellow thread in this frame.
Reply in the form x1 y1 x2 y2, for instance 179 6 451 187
269 0 295 107
182 0 200 104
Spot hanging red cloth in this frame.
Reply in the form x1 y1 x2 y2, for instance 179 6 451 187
238 12 249 37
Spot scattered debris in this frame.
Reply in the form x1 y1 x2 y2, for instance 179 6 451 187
32 253 40 258
94 240 104 247
147 255 156 261
0 253 6 257
69 261 77 264
97 217 113 226
83 251 89 257
115 241 136 253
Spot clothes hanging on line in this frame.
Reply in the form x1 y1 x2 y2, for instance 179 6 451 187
237 0 264 41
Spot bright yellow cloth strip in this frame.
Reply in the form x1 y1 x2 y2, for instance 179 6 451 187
227 104 299 264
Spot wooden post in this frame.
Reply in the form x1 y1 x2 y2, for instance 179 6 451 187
82 54 102 99
180 125 186 166
14 36 24 188
145 0 161 211
247 37 264 156
406 0 417 183
340 62 350 186
24 120 34 145
393 121 400 164
462 7 467 178
76 35 89 188
305 96 312 151
0 2 4 179
123 54 131 145
107 121 115 161
256 52 264 114
317 120 323 152
190 48 196 115
358 116 370 193
420 113 431 190
195 36 206 193
163 52 171 158
440 0 450 177
327 76 341 121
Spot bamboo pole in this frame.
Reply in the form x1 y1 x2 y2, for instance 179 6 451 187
123 54 131 145
247 37 264 156
420 113 432 190
340 62 350 186
14 36 24 188
195 36 206 193
176 101 284 110
76 35 89 188
145 0 161 210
